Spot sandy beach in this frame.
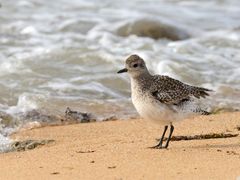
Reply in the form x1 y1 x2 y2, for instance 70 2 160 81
0 112 240 180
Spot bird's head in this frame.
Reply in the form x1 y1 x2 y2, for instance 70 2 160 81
118 54 149 77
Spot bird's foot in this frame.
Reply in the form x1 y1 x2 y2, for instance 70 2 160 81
149 144 167 149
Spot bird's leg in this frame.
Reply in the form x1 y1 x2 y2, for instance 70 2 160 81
163 124 174 148
151 125 168 149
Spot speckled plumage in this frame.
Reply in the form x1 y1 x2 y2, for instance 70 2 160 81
118 54 212 148
137 74 211 105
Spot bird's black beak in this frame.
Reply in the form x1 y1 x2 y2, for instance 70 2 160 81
117 68 128 73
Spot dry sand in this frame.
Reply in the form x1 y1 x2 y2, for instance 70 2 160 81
0 112 240 180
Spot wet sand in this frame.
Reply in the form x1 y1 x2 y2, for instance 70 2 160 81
0 112 240 180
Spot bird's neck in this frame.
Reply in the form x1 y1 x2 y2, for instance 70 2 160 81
130 72 152 92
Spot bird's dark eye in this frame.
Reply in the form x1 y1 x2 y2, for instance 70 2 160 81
133 64 138 68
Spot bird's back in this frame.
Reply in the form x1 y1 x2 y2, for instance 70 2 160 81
150 75 211 105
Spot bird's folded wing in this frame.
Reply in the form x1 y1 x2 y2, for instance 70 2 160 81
151 75 212 105
152 90 190 105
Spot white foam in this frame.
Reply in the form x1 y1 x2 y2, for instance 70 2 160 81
20 26 39 35
0 134 12 153
0 60 25 76
6 93 47 114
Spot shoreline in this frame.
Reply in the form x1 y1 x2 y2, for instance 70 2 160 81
0 112 240 179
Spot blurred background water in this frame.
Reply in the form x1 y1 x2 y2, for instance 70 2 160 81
1 0 240 150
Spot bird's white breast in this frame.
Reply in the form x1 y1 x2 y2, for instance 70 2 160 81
131 79 185 125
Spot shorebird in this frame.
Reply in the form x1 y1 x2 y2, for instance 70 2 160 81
118 54 211 149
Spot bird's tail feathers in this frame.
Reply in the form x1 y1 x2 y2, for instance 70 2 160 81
191 87 213 99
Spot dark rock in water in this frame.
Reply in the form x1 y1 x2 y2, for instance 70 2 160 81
10 139 54 152
64 107 95 123
116 19 190 41
64 107 119 123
